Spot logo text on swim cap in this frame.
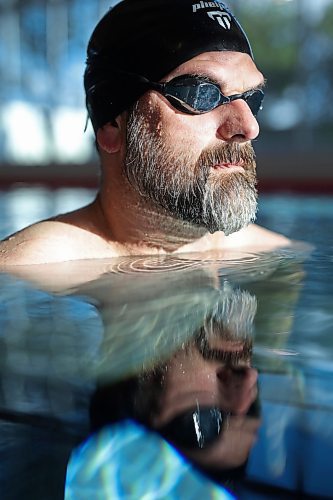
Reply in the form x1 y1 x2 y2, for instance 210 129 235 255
192 2 232 30
192 2 225 13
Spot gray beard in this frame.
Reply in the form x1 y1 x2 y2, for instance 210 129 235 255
124 106 258 235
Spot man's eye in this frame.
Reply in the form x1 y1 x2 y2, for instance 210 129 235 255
192 84 222 110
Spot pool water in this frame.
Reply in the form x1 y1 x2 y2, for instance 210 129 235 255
0 190 333 499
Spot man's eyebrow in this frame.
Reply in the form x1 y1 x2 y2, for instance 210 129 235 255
187 72 220 83
186 73 267 92
256 79 267 91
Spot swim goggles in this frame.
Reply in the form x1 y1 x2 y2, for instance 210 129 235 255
148 74 264 116
159 406 229 450
157 398 261 450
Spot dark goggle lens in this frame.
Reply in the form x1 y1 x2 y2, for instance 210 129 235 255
159 407 229 450
243 89 264 116
164 77 222 114
189 83 225 112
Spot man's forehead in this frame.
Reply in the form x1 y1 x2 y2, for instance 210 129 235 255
165 51 264 91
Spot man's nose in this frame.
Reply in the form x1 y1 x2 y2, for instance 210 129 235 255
216 99 260 143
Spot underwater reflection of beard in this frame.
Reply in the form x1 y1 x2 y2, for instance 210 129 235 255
125 105 258 235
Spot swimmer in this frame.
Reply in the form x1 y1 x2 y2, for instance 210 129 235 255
0 0 290 266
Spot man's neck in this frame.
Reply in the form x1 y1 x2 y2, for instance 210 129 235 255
96 175 219 254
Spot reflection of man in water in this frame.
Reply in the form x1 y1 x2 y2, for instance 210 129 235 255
90 287 260 481
0 0 289 265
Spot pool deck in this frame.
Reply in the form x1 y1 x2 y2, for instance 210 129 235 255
0 152 332 193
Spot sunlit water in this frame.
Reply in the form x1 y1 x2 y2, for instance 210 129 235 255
0 190 333 499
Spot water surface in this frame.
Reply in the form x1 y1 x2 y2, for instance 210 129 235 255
0 193 333 499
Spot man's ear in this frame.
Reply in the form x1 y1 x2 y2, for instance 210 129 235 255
96 118 122 154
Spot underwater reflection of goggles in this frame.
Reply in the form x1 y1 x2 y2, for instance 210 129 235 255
159 406 230 450
150 74 264 116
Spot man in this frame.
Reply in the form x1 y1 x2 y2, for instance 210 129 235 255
0 0 289 265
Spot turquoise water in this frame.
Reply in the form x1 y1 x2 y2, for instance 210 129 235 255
0 190 333 499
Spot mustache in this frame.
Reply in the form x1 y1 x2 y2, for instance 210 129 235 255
197 143 256 170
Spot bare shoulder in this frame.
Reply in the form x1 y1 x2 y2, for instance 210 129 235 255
0 220 118 266
223 223 291 250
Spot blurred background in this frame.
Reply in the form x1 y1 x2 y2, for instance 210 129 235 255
0 0 332 225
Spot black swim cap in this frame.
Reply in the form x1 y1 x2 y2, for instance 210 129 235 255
84 0 253 132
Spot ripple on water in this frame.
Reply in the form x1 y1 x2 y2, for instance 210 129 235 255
103 248 295 276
